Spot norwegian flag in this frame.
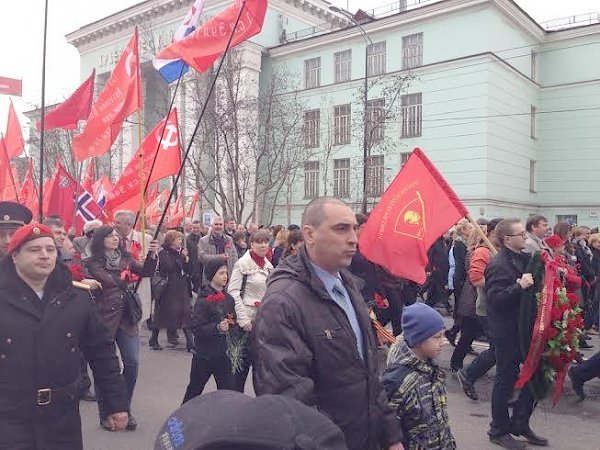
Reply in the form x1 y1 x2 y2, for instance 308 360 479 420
76 190 105 232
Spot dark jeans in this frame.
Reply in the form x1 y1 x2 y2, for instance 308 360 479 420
489 336 536 437
78 354 92 396
426 272 450 308
182 354 236 403
96 330 139 420
465 316 496 382
571 351 600 382
451 315 482 370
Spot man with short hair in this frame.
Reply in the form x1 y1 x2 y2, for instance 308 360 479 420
485 219 547 449
253 197 403 450
247 223 259 236
524 215 550 255
187 220 205 292
0 202 33 258
198 216 238 276
0 223 128 448
73 219 103 260
224 218 236 237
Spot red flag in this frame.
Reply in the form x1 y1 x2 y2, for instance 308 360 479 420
147 188 169 225
36 70 95 131
45 163 78 229
0 139 18 201
168 195 184 228
104 108 182 212
359 148 468 284
82 160 96 194
19 158 39 214
92 175 113 207
156 0 267 74
187 191 200 217
72 28 142 161
5 100 25 158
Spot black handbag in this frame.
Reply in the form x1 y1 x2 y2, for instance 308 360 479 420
150 254 168 302
124 289 143 325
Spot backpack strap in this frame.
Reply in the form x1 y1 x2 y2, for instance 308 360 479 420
381 363 413 400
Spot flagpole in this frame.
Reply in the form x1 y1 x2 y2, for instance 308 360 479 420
38 0 49 221
137 110 147 256
154 1 248 239
72 162 84 235
132 64 186 230
1 133 20 203
465 213 498 256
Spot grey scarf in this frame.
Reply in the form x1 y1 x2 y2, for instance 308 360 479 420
105 250 122 271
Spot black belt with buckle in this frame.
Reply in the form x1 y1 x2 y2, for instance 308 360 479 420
36 382 78 406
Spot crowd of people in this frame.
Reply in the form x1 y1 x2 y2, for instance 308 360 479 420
0 198 599 450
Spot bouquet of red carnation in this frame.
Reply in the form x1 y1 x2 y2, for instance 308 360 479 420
206 292 226 304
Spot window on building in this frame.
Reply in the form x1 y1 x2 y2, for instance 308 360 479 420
304 110 320 148
529 159 537 193
531 50 537 81
402 33 423 69
556 214 578 225
401 93 422 138
366 155 385 197
333 158 350 198
334 50 352 83
304 57 321 89
333 104 351 145
530 105 537 139
366 98 385 143
400 152 411 167
304 161 320 198
367 41 386 76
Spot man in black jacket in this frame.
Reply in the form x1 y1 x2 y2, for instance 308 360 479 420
253 197 403 450
0 223 128 449
484 219 547 449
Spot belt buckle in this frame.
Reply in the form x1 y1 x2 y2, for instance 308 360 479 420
37 388 52 406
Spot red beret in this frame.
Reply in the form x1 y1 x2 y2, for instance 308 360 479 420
545 234 566 250
8 223 55 254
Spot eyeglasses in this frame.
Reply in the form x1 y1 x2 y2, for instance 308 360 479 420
507 232 527 238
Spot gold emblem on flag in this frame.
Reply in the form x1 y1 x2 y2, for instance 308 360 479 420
394 191 426 240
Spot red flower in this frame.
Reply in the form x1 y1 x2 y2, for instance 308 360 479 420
207 292 226 304
374 292 389 310
254 301 261 308
567 293 579 307
545 327 559 340
550 307 563 322
130 241 142 262
68 263 85 281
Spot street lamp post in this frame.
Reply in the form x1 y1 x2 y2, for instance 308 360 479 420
330 7 373 214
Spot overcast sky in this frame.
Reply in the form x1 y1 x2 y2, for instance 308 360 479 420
1 0 598 127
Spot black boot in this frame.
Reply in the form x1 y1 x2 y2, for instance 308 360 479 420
183 328 195 352
149 329 163 350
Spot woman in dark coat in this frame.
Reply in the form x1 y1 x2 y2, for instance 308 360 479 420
182 259 242 403
85 226 159 432
149 230 194 351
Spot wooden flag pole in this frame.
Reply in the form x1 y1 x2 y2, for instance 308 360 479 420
465 213 497 256
137 110 147 257
38 0 49 221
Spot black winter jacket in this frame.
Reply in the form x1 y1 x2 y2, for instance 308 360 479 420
0 257 127 450
484 247 530 339
253 246 401 450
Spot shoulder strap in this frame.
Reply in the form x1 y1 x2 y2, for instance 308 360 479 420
240 274 249 300
382 363 413 400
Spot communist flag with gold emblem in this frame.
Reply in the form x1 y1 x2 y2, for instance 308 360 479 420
72 28 142 161
359 148 468 284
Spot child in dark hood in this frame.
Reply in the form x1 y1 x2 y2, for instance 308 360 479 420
182 258 243 403
382 303 457 450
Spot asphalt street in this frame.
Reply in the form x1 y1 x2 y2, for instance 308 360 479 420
80 326 600 450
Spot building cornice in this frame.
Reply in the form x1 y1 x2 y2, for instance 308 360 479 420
66 0 348 48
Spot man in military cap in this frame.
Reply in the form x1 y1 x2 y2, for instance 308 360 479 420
0 223 129 449
0 201 33 258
